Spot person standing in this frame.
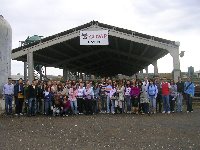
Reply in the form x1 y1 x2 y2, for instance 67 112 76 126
84 83 94 115
68 83 78 115
184 77 195 113
36 81 44 114
77 82 85 114
176 77 184 112
110 84 117 114
161 77 171 114
27 80 38 116
154 76 162 113
124 80 132 113
105 80 112 113
44 84 53 115
140 82 150 115
3 78 14 115
14 78 24 116
116 82 125 114
169 80 177 113
23 80 30 114
99 81 107 113
131 81 140 114
147 79 158 114
93 83 100 114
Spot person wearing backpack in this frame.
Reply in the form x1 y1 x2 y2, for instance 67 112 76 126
184 77 195 113
147 79 158 114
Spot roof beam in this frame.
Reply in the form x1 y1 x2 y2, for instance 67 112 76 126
127 41 134 61
47 47 70 58
69 57 111 71
115 38 119 50
12 31 80 59
34 53 60 62
105 48 152 63
52 48 106 66
108 28 179 51
62 42 81 54
140 45 150 56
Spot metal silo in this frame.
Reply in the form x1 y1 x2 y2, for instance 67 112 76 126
0 15 12 97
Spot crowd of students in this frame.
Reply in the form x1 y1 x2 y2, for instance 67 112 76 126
2 76 195 116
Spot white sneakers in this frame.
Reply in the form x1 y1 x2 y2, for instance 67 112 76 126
162 111 170 114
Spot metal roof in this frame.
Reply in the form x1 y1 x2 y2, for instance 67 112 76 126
12 21 179 76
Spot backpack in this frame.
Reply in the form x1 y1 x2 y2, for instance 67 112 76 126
148 84 156 96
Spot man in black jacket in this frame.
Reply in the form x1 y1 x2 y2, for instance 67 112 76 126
27 79 38 116
14 78 24 116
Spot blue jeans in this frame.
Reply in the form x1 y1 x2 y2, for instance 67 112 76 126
141 103 149 114
93 98 99 113
111 99 115 113
28 98 36 115
125 95 131 112
162 95 170 112
100 95 106 112
106 95 111 113
106 96 115 113
186 94 193 112
45 100 52 115
176 93 183 112
70 100 77 114
149 96 156 113
5 95 13 114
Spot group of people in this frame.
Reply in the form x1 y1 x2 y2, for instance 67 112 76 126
2 76 195 117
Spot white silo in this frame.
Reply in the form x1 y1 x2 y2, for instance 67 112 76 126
0 15 12 97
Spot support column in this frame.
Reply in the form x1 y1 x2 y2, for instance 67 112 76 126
140 69 144 79
24 62 27 81
152 61 158 75
145 66 148 77
80 71 83 81
27 52 34 83
85 74 87 81
39 65 42 81
63 68 70 81
169 49 181 82
45 66 47 76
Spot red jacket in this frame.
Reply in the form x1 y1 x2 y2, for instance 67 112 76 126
161 82 170 96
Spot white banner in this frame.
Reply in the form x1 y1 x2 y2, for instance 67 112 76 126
80 30 109 45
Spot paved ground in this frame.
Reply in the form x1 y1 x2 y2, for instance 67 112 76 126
0 106 200 150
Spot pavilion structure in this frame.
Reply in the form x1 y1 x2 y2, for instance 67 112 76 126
11 21 180 82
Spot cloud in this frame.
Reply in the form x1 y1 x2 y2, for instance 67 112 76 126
1 0 200 75
130 0 200 34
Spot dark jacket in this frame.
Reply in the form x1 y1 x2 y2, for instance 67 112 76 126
27 85 38 99
14 83 24 97
176 81 184 93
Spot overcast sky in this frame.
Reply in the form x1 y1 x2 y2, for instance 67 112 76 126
1 0 200 75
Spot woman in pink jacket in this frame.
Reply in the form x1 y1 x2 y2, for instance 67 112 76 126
131 80 140 114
